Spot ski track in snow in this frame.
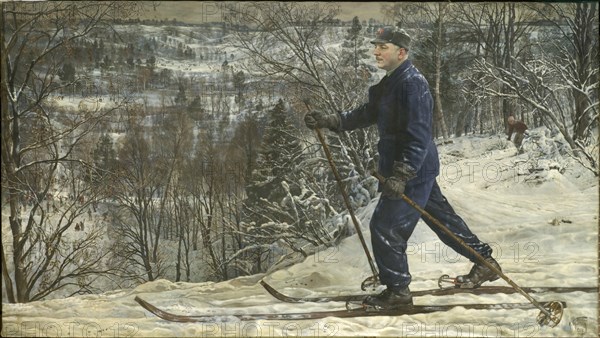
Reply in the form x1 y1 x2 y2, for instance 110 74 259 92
2 133 598 337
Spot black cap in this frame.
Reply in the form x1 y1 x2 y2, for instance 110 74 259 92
371 27 411 50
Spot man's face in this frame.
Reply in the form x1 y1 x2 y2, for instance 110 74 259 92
373 43 403 71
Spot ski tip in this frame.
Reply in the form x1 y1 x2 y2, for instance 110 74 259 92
134 296 151 308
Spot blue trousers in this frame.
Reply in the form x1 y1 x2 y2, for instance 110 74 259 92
370 178 493 289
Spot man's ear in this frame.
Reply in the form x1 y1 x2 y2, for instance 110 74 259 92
397 48 405 60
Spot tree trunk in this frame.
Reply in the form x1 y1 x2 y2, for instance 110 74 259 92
501 3 517 128
0 5 18 302
572 3 596 141
434 4 449 139
176 221 183 282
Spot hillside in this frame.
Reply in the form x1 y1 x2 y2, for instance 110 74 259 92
2 130 597 337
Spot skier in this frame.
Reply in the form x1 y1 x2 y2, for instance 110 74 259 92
304 27 501 309
507 115 528 151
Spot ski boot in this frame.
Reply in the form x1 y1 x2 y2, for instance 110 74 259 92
362 286 413 310
455 257 502 288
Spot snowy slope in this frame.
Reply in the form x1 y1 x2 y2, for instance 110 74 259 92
2 131 597 337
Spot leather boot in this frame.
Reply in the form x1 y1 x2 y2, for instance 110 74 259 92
362 286 413 309
456 257 501 288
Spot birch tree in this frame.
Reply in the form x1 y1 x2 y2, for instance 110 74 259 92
454 3 538 133
1 1 142 303
530 3 599 144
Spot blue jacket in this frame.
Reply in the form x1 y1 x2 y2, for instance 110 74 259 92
339 60 440 181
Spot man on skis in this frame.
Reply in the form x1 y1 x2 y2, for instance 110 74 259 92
304 27 501 309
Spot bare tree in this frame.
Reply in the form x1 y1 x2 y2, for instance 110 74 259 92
170 188 193 282
184 140 232 281
1 1 143 303
469 54 598 174
466 3 598 174
222 2 377 177
229 114 262 184
454 3 539 133
530 3 599 143
111 118 166 283
157 110 194 281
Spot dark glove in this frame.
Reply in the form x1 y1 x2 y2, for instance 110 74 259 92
304 111 341 131
382 162 417 199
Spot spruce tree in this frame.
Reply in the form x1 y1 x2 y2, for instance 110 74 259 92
342 16 369 69
246 99 300 204
241 99 306 272
91 134 116 182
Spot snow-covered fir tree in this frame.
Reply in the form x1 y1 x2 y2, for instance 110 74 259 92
240 99 342 273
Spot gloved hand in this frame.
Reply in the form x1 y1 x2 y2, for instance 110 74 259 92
304 111 341 131
382 162 417 199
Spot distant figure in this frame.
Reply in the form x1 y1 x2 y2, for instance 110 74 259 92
507 116 528 150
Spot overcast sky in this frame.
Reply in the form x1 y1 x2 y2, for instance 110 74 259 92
143 1 387 24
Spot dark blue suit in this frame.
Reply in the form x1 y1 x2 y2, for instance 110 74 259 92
339 60 493 289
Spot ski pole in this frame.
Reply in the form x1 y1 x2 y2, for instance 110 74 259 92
313 127 379 285
372 171 563 327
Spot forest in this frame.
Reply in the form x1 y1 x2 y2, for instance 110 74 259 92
1 1 597 303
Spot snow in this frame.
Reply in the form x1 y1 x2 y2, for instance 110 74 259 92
2 130 598 337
